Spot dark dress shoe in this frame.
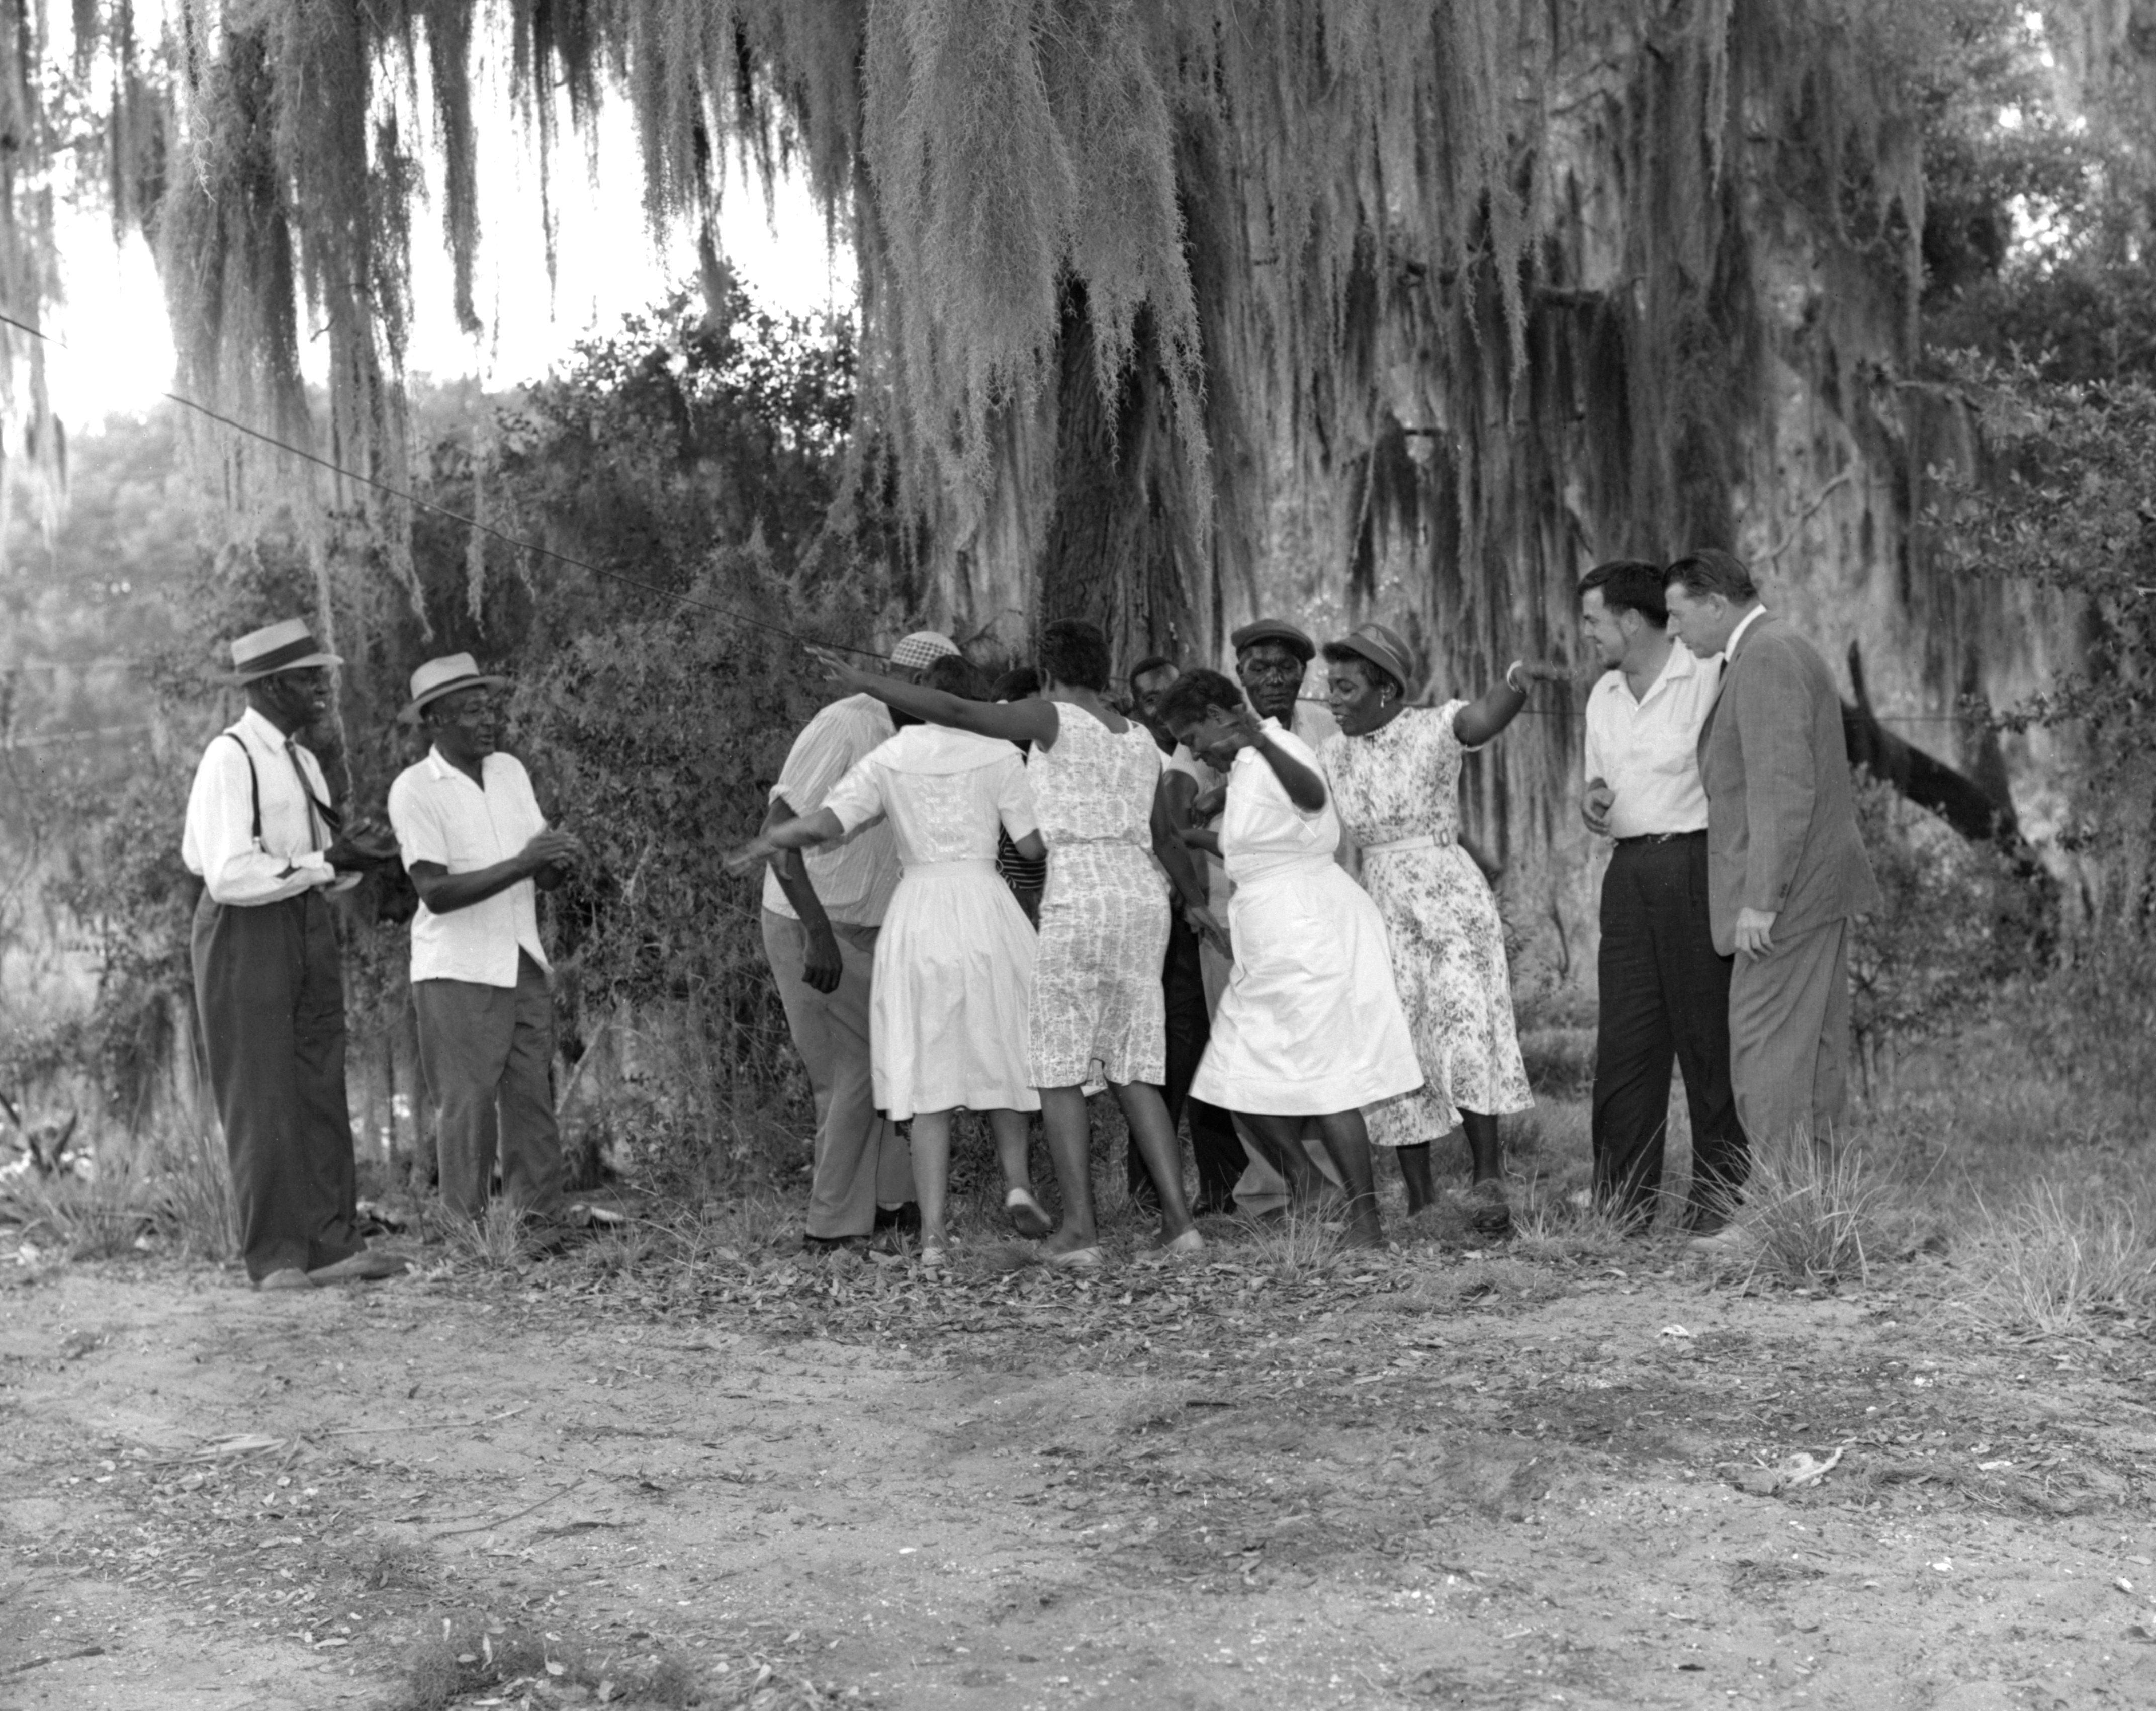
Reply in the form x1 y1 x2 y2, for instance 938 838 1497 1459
873 1203 922 1236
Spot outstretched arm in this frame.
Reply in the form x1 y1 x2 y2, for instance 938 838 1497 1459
1453 660 1569 748
806 645 1058 747
722 808 845 878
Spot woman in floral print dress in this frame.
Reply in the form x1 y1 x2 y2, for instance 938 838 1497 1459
809 621 1202 1268
1317 622 1564 1233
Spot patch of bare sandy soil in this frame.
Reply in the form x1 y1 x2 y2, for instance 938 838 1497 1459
5 1239 2155 1711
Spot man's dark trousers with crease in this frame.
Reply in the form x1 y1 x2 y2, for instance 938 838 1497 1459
193 887 364 1280
1591 831 1747 1226
1129 914 1243 1209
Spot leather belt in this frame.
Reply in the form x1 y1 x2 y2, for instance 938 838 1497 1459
1613 830 1706 847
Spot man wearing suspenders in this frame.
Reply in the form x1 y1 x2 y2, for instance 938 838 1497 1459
183 618 400 1290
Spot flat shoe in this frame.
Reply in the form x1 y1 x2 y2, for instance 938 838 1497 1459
307 1250 406 1284
1004 1187 1053 1240
1137 1229 1206 1266
255 1268 315 1292
1040 1244 1104 1272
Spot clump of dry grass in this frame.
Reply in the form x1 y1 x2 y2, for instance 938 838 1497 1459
1236 1206 1347 1281
4 1159 145 1260
1729 1137 1914 1284
1977 1180 2156 1334
439 1201 527 1270
1506 1177 1635 1260
144 1123 239 1261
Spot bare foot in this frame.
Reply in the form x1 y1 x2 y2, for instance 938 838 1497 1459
1038 1227 1099 1261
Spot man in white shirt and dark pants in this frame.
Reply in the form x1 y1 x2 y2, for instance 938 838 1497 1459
388 654 582 1225
184 619 400 1289
1579 561 1746 1232
760 632 952 1251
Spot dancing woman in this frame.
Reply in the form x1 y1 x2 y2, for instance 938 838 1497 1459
808 621 1202 1266
1317 623 1560 1234
724 656 1045 1268
1156 669 1422 1247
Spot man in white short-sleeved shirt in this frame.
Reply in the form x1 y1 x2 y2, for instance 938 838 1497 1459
388 654 583 1226
1578 560 1742 1233
759 631 948 1251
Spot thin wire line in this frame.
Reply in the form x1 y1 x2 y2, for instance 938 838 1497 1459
0 309 889 661
0 308 2010 729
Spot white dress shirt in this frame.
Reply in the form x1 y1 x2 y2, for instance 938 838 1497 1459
1724 603 1768 661
762 693 902 928
1583 644 1719 839
182 706 339 905
388 748 550 987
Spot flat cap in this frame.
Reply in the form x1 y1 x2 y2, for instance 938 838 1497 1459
1228 619 1315 663
889 630 961 671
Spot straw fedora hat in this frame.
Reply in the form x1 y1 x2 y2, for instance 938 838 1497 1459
400 653 512 724
225 618 343 685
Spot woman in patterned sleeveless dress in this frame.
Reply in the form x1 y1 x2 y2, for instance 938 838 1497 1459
809 622 1203 1267
1316 622 1563 1233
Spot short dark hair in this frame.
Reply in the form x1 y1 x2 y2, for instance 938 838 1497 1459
1128 653 1176 687
1038 619 1112 692
925 654 989 700
991 664 1040 702
1318 642 1402 700
1579 559 1668 627
1154 668 1244 733
1664 548 1757 604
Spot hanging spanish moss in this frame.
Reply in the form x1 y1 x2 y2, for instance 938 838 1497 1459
0 1 2029 876
0 0 61 529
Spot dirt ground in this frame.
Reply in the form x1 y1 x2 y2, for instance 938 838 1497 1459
5 1225 2156 1711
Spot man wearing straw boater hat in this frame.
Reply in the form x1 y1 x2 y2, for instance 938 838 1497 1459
183 618 402 1290
388 654 583 1231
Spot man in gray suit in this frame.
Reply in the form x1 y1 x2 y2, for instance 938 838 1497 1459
1663 551 1881 1236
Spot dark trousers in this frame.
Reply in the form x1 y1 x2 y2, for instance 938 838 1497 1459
192 889 363 1281
1591 834 1746 1224
413 951 564 1220
1130 914 1243 1206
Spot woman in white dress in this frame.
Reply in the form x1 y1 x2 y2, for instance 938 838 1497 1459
724 657 1045 1268
809 622 1202 1268
1157 669 1422 1247
1316 623 1559 1234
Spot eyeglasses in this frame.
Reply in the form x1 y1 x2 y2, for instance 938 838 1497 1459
1238 654 1304 681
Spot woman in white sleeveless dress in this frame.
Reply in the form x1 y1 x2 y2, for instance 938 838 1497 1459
725 659 1045 1268
1157 669 1422 1247
810 622 1202 1267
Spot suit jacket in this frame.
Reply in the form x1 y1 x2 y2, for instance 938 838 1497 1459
1697 614 1882 955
